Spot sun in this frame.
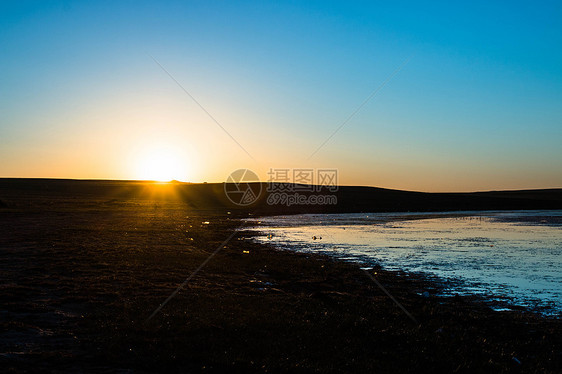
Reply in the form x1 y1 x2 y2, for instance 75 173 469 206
135 145 187 182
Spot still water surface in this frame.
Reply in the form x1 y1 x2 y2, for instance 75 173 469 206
248 210 562 315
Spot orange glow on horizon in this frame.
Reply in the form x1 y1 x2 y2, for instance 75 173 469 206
134 144 189 182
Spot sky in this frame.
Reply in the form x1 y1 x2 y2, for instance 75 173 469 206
1 0 561 191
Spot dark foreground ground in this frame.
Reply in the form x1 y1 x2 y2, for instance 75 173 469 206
0 180 561 373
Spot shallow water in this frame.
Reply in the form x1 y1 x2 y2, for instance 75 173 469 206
248 210 562 315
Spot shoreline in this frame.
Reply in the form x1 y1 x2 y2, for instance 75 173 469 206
245 210 562 318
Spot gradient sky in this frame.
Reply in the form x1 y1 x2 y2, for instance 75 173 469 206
1 0 561 191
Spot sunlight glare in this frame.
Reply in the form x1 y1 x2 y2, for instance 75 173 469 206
136 145 187 182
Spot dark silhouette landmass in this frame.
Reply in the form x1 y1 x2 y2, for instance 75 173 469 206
0 178 560 372
1 178 561 213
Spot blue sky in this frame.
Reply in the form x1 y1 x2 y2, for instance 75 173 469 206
1 0 561 191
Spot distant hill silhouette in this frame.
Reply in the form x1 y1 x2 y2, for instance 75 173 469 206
1 178 561 215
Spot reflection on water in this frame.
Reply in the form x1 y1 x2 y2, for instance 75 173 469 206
249 210 562 315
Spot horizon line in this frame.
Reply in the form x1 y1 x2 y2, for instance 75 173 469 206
0 177 561 195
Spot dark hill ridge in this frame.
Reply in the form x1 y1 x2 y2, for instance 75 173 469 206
474 188 562 201
1 178 561 214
